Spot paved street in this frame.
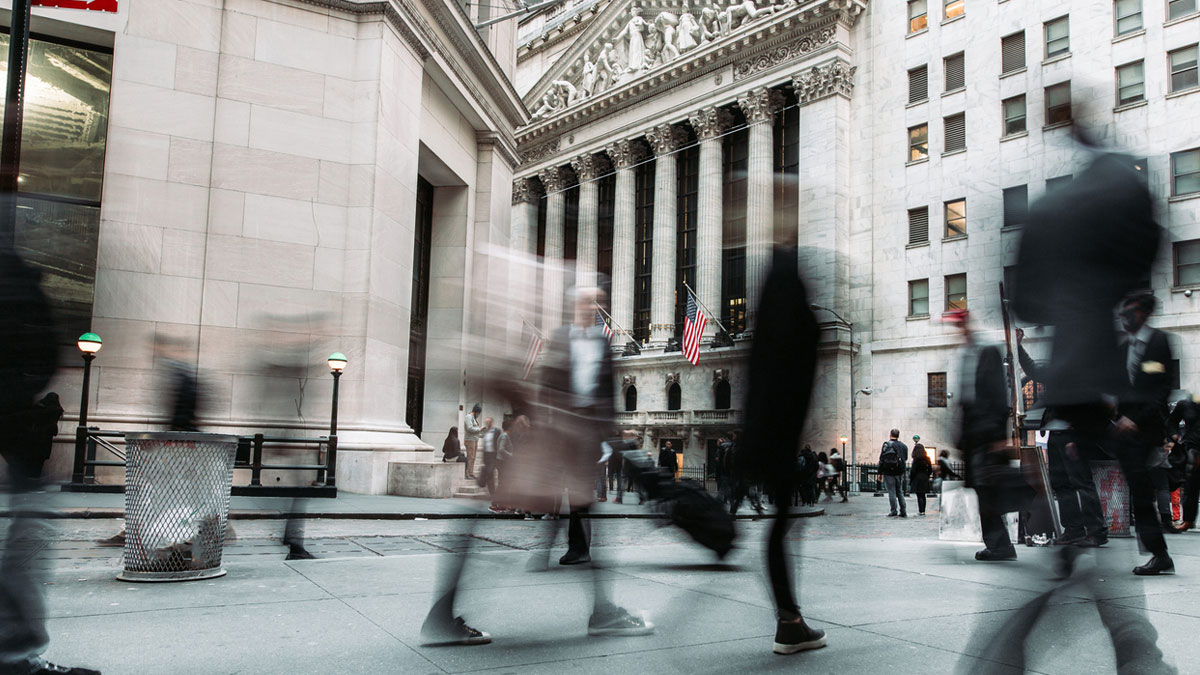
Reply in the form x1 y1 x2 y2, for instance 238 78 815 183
8 494 1199 674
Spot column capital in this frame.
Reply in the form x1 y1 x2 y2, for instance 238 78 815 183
644 123 690 157
605 138 647 170
737 87 784 124
792 58 857 106
569 153 610 182
688 106 734 141
512 176 542 205
538 165 569 193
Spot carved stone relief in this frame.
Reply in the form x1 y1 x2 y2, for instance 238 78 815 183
665 372 681 386
712 368 728 384
688 106 734 141
731 26 836 82
520 138 561 165
644 123 690 156
605 138 647 170
792 58 857 104
737 87 784 123
512 177 542 205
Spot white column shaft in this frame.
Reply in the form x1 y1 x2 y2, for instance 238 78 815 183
649 154 678 345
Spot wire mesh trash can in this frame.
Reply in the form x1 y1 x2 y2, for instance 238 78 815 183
118 432 238 582
1092 460 1132 538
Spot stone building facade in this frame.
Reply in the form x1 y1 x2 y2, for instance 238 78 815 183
512 0 1200 472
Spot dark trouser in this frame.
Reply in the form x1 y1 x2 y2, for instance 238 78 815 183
1183 447 1200 524
482 453 498 495
884 474 906 515
915 490 927 514
608 464 620 491
0 468 49 669
976 486 1014 552
766 480 802 622
568 505 589 554
1046 430 1106 538
1149 467 1172 520
1116 435 1168 557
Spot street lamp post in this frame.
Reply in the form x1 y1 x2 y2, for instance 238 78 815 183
71 332 102 485
324 352 347 488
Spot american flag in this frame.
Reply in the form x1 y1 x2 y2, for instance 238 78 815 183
682 289 706 365
595 310 614 342
522 325 543 380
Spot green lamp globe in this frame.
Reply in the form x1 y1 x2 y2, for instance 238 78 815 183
77 332 103 354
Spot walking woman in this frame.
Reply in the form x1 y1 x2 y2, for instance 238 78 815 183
910 445 934 515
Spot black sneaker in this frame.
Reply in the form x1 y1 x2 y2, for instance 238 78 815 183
773 619 827 655
6 658 101 675
421 616 492 646
559 550 591 565
975 547 1017 561
588 607 654 636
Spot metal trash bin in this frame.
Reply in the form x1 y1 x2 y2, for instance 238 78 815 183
1092 460 1132 538
118 432 238 582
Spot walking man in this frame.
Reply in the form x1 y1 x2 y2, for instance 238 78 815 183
464 403 483 480
879 429 908 518
658 440 678 481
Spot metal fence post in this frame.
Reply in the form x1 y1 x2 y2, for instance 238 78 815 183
250 433 264 487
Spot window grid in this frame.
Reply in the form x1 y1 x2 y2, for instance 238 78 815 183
909 65 929 104
1175 239 1200 286
908 207 930 245
722 128 748 335
1045 82 1072 125
944 199 966 238
1003 95 1026 136
1170 45 1199 93
944 113 966 152
909 123 929 161
1117 61 1146 105
633 158 655 344
1003 185 1028 228
1169 0 1197 21
1173 148 1200 196
945 52 965 91
1001 31 1026 73
910 279 930 316
1114 0 1142 35
675 145 699 340
928 372 948 408
596 173 615 282
1044 16 1070 59
908 0 928 33
945 273 967 311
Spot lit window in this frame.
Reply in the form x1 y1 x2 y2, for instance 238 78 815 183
1175 239 1200 286
1114 0 1142 35
1045 82 1071 125
928 372 948 408
1117 61 1145 105
945 0 964 20
945 273 967 311
910 279 930 316
944 199 966 237
909 0 928 33
1170 45 1198 93
908 124 929 161
1003 96 1026 136
1044 16 1070 59
1172 148 1200 196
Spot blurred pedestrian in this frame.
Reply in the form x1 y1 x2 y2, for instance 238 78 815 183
910 444 933 516
0 251 102 675
22 392 62 481
879 429 908 518
464 403 483 480
1169 395 1200 531
441 426 465 464
657 440 678 481
798 445 818 506
829 448 848 502
607 445 624 503
936 449 960 485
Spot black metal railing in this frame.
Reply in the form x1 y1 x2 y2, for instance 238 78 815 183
846 461 966 495
64 428 338 498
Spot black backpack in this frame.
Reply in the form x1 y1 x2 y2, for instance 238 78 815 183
879 441 903 475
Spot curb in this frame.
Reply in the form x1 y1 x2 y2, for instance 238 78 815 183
2 507 825 521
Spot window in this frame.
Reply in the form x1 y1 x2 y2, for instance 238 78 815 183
676 141 699 340
408 177 434 436
1173 148 1200 196
1045 82 1072 125
667 383 682 411
722 127 748 335
625 386 638 412
597 173 615 281
944 199 966 237
1003 185 1028 228
944 113 966 152
1003 95 1027 135
1174 239 1200 286
1047 175 1072 192
1117 61 1146 105
1169 0 1197 21
1115 0 1142 35
1170 45 1199 93
945 52 965 91
945 273 967 310
909 279 930 316
908 206 929 245
714 380 732 410
928 372 948 408
633 158 655 344
908 123 929 161
1001 31 1026 73
944 0 964 20
909 65 929 104
1044 16 1070 59
908 0 928 33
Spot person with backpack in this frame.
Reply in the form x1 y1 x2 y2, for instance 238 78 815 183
879 429 909 518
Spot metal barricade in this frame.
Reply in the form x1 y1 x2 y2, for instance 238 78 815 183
1091 460 1132 537
119 432 238 582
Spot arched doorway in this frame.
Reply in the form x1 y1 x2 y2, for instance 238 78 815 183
667 383 682 411
625 385 638 412
714 380 731 409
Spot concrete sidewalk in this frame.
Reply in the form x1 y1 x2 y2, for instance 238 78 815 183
20 505 1200 675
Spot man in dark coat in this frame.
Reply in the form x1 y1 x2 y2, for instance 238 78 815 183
742 246 825 655
657 440 678 480
0 252 101 675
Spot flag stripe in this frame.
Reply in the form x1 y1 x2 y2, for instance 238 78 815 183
682 291 706 366
522 331 543 380
595 310 614 342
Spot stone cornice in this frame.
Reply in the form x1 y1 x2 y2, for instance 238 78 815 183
737 86 783 123
792 56 856 105
476 130 521 169
515 1 864 147
518 0 613 58
513 176 542 204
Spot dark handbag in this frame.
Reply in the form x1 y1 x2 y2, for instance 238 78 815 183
970 445 1034 513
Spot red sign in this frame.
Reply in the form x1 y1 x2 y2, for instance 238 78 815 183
31 0 118 12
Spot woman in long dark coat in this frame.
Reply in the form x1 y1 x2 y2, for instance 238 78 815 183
909 445 933 515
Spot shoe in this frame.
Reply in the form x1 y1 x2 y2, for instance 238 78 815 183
285 544 316 560
773 618 827 655
588 607 654 636
898 514 908 518
559 550 591 565
523 513 535 521
421 616 492 646
1161 520 1182 534
6 658 101 675
614 498 623 504
1178 521 1193 532
840 497 848 503
1056 531 1087 546
919 512 926 516
95 531 126 547
886 513 898 518
1133 555 1175 576
465 474 477 480
488 505 504 513
975 548 1017 561
598 496 607 502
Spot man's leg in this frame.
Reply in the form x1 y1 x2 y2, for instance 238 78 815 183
421 518 491 644
1116 437 1168 561
0 487 50 670
1048 433 1086 539
1182 449 1200 525
464 440 477 479
977 488 1015 553
884 475 899 515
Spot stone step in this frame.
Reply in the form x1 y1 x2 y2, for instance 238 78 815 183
452 484 491 500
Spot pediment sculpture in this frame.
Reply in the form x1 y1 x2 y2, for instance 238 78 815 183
530 0 792 121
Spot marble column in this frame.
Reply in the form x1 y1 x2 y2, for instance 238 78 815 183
570 153 604 288
510 177 542 336
738 87 783 333
538 166 568 332
644 123 688 348
605 138 644 343
688 106 732 340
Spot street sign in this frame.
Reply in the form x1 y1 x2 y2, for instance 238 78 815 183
30 0 118 12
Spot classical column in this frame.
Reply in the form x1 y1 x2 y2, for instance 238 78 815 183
737 87 783 333
605 138 644 343
688 106 732 340
644 123 688 348
538 166 568 331
570 153 604 288
510 177 541 334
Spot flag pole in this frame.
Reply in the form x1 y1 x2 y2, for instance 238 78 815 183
683 282 731 336
593 302 636 345
520 316 545 339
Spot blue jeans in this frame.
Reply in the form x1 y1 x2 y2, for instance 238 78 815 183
884 474 906 516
